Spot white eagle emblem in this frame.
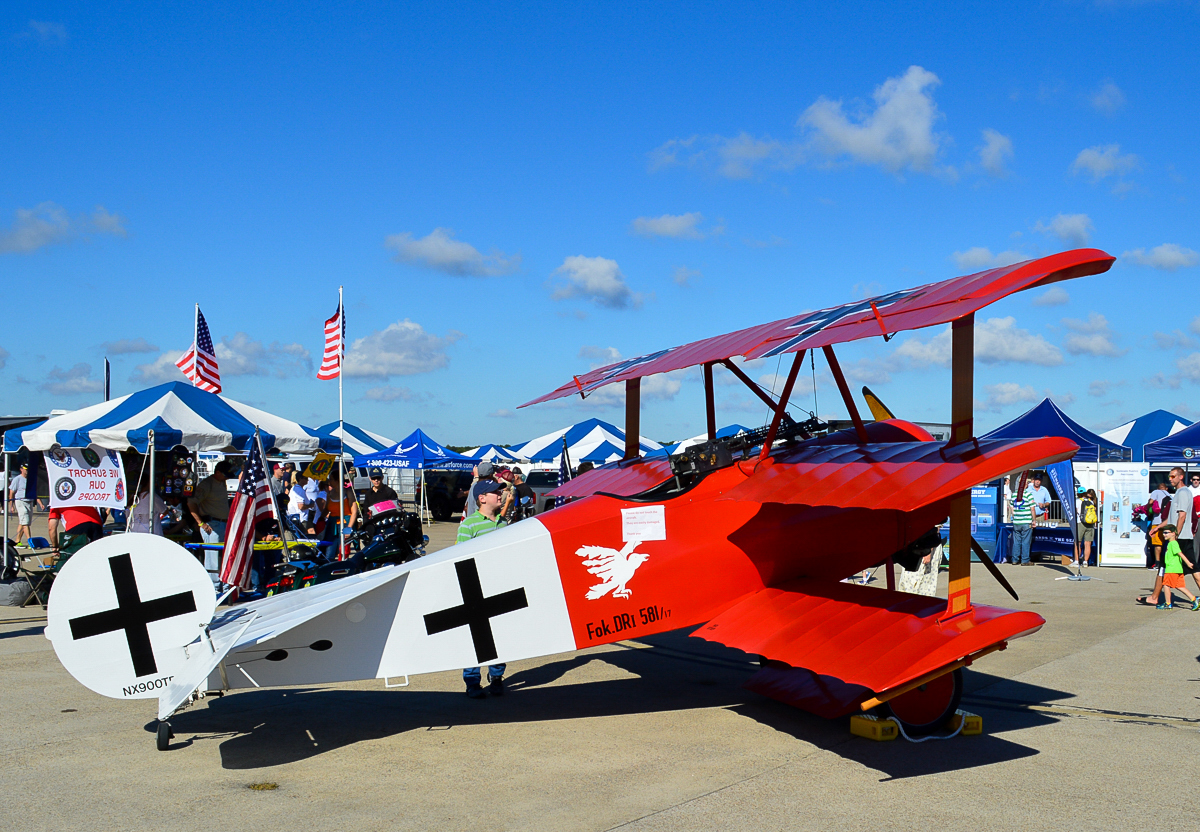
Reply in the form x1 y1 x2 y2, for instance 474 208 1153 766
575 541 649 600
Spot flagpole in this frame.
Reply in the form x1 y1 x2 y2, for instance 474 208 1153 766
256 427 290 565
337 285 346 560
191 303 199 387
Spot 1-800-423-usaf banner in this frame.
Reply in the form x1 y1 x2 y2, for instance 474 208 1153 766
44 445 128 510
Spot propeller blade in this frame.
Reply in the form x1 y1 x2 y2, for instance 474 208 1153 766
861 385 895 421
970 536 1019 602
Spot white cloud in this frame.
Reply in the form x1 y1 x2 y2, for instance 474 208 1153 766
361 385 421 402
550 256 642 309
950 247 1026 270
488 408 515 418
1033 286 1070 307
648 133 800 180
1152 329 1197 350
1071 144 1139 182
894 317 1065 367
1090 82 1125 115
630 212 705 239
649 66 951 181
214 333 312 377
975 382 1040 413
672 266 701 286
1063 312 1125 357
343 320 463 378
0 202 127 254
742 235 789 249
102 337 159 354
1034 213 1094 246
978 129 1013 176
800 65 948 174
130 352 189 385
1088 380 1112 397
578 345 622 363
41 363 102 396
25 20 67 42
385 228 520 277
1122 244 1199 271
0 346 9 370
572 346 683 408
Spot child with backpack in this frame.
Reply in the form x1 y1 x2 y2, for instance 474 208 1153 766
1075 489 1098 568
1158 524 1200 611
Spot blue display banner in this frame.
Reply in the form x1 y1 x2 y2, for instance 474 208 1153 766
1046 460 1076 539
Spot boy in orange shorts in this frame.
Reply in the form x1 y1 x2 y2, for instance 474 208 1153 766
1159 525 1199 611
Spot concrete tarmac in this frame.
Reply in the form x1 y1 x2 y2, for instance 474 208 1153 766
2 524 1198 831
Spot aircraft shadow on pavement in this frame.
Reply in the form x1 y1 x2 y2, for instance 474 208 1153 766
155 628 1063 776
0 625 46 641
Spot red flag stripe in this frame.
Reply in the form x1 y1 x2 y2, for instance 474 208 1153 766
317 302 344 380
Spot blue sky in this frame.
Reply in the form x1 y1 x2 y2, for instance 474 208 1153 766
2 1 1198 446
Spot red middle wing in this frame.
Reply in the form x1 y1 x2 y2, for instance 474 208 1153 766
720 436 1077 511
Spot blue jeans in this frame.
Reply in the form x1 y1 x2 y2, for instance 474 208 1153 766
463 664 505 687
1012 524 1033 565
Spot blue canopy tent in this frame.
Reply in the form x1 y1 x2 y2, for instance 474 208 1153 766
1101 410 1192 463
1144 420 1200 464
981 398 1130 463
353 429 475 521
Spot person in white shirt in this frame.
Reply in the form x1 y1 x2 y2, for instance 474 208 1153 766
1030 474 1052 523
287 473 313 534
129 487 165 535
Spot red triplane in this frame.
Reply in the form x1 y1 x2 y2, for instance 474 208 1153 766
45 249 1114 748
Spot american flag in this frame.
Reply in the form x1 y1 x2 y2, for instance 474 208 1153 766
317 301 344 380
175 307 222 393
554 436 572 508
219 440 273 590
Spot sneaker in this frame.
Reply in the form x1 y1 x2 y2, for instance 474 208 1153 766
1156 603 1169 610
1192 599 1200 612
487 675 505 697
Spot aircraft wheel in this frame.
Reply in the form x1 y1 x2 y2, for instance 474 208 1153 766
883 668 963 735
156 720 174 751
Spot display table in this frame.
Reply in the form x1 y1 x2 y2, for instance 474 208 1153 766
993 524 1094 564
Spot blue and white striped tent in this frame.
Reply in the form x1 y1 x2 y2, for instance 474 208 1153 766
510 418 663 464
1100 410 1192 463
652 424 753 457
464 444 529 463
318 421 397 457
3 381 338 453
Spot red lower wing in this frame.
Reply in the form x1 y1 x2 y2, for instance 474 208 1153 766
694 579 1044 717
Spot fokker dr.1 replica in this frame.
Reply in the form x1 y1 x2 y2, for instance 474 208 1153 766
45 248 1114 749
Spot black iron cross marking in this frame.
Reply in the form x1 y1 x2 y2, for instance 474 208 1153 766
69 553 198 678
423 558 528 664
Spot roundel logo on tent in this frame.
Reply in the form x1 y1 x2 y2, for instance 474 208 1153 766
48 448 72 468
56 479 77 500
1185 448 1195 459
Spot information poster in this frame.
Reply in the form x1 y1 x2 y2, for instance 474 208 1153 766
971 486 998 556
44 445 127 510
1098 463 1149 567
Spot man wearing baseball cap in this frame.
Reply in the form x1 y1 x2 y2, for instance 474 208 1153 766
455 479 508 698
7 462 44 548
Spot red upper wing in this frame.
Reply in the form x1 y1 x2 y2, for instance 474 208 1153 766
521 249 1114 407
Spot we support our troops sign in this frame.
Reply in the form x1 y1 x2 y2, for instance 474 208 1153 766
45 445 128 510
